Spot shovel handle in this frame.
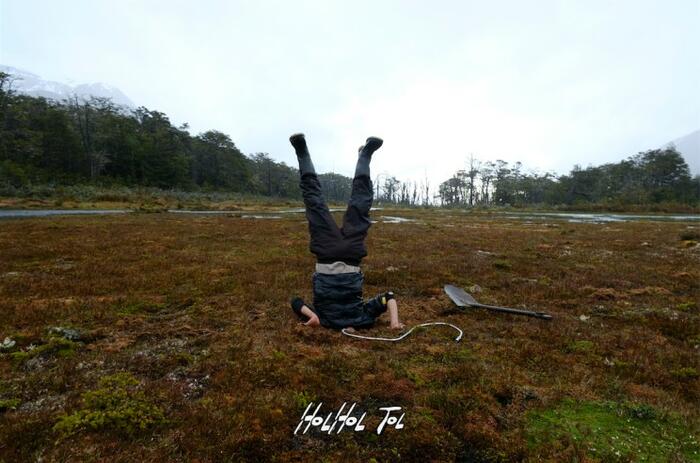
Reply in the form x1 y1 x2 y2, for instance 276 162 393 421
476 303 553 320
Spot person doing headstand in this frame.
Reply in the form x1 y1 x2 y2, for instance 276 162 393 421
289 133 403 331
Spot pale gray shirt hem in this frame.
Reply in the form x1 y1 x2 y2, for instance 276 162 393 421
315 261 361 274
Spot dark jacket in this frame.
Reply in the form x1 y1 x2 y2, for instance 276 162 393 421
312 271 385 329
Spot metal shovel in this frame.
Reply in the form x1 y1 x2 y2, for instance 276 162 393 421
444 284 553 320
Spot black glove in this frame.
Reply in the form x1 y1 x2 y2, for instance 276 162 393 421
381 291 395 306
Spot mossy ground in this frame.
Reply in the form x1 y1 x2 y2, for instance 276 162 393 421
0 208 698 461
53 372 166 437
526 400 699 462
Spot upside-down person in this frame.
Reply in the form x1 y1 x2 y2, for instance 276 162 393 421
289 133 404 331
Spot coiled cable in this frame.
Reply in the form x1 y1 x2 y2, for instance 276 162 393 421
341 322 463 342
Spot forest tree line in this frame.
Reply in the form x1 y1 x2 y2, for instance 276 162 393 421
1 71 698 207
433 151 699 207
0 71 351 201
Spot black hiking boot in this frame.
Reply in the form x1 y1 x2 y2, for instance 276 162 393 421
290 133 316 175
362 136 383 154
289 133 308 156
355 136 383 178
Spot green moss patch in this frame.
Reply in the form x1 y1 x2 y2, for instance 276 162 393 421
565 340 595 354
53 372 165 437
526 400 700 462
9 336 80 366
115 300 167 316
291 390 316 410
493 259 512 270
0 398 21 412
671 367 699 380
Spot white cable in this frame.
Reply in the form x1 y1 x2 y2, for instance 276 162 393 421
341 322 463 342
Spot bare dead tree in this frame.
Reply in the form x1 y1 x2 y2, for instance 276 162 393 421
467 154 480 206
480 161 496 205
383 176 400 203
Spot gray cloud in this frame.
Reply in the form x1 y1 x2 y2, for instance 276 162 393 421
2 0 698 185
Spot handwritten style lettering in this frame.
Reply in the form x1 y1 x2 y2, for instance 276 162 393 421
294 402 404 435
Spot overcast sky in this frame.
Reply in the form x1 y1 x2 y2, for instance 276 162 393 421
2 0 699 185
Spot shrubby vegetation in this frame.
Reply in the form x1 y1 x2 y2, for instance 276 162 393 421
53 372 166 437
1 71 698 209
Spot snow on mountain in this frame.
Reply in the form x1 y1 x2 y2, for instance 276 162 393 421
664 129 700 176
0 65 135 108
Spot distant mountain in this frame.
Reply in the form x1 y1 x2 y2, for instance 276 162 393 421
0 65 135 108
664 129 700 176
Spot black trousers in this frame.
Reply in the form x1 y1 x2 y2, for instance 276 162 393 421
300 173 373 266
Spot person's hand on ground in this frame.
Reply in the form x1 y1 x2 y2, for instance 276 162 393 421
303 313 321 327
390 322 405 330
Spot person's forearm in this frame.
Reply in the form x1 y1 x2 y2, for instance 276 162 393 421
387 299 400 326
301 305 315 319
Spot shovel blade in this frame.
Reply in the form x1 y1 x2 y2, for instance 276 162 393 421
444 284 479 307
444 283 553 320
